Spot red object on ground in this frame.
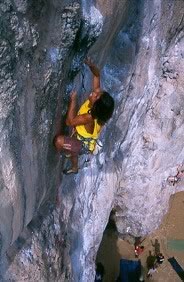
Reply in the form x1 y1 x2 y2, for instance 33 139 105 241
135 246 144 257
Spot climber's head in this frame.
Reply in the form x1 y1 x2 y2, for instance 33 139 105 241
91 91 114 125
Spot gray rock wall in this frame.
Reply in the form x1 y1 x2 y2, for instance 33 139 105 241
0 0 114 279
114 0 184 236
0 0 184 281
2 207 71 281
0 0 97 257
59 0 184 280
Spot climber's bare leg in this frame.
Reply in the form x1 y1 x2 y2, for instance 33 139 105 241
70 155 78 172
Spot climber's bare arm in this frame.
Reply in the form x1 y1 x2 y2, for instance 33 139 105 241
85 57 100 90
66 91 77 126
66 91 93 126
66 113 93 127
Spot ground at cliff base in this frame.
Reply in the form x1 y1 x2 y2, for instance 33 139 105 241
97 191 184 282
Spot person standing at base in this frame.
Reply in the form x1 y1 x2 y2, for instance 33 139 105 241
54 58 114 174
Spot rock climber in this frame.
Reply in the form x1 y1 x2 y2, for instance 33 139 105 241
54 58 114 174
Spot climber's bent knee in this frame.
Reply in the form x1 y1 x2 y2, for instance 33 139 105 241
63 136 82 156
53 135 64 151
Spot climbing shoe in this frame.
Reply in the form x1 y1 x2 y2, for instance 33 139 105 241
63 168 78 175
64 153 71 158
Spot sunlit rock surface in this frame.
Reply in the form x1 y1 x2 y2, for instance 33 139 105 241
0 0 184 281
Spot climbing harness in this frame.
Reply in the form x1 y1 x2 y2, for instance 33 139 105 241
76 132 103 156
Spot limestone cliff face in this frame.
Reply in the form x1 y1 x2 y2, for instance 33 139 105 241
113 0 184 236
0 0 184 281
0 0 80 256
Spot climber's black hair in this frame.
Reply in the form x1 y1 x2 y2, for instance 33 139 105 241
91 91 114 125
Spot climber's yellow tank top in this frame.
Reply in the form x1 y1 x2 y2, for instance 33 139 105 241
75 100 101 151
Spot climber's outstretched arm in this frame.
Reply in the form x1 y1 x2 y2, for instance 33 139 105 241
85 57 100 90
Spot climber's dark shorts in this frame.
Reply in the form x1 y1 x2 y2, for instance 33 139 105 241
63 136 82 156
